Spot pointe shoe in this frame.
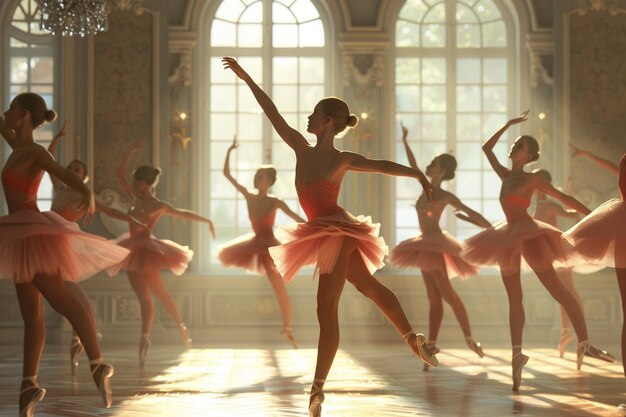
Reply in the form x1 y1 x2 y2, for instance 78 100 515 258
309 380 325 417
179 324 192 349
557 328 573 358
281 327 298 349
467 338 484 358
576 340 614 370
405 332 439 368
91 363 114 408
139 335 151 368
422 341 440 372
19 383 46 417
70 336 84 376
512 352 529 391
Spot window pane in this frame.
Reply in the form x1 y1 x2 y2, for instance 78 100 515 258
273 57 298 84
210 171 238 200
457 171 481 198
273 3 295 23
299 20 324 47
211 85 236 111
483 58 507 83
291 0 319 22
421 86 446 112
11 58 28 83
238 85 262 112
238 57 263 80
299 85 323 110
457 58 480 84
215 0 245 21
396 20 420 47
456 4 477 23
300 57 324 83
483 171 501 198
396 58 420 84
456 143 482 170
211 114 236 139
422 58 445 83
483 21 506 47
397 203 418 227
237 114 263 140
483 113 506 137
10 36 28 47
240 2 262 23
211 20 236 47
31 57 53 83
396 177 419 199
211 57 236 83
211 200 238 225
483 86 507 112
273 24 298 47
396 86 420 112
424 3 446 23
238 24 262 47
421 114 446 140
422 24 445 47
457 24 480 48
456 114 481 140
475 0 502 21
483 199 503 222
399 0 429 22
274 85 298 111
457 85 481 112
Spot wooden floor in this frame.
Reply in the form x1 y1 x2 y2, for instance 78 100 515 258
0 342 624 417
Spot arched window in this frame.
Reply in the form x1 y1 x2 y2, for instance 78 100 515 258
199 0 330 271
4 0 58 211
394 0 515 243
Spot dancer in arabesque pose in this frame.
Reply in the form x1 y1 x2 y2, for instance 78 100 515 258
223 57 438 417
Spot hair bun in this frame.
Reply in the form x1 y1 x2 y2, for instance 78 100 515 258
44 109 57 123
346 114 358 128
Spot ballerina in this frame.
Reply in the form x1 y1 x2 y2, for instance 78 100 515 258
219 135 305 347
0 93 125 416
390 124 490 369
531 170 591 357
223 57 438 417
110 138 215 367
461 111 613 391
46 123 148 375
562 152 625 412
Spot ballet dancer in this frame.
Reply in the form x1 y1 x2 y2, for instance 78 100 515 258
111 138 215 367
219 135 305 347
46 123 148 375
562 153 625 413
461 111 612 391
223 57 438 417
0 93 125 416
390 124 490 369
531 170 589 357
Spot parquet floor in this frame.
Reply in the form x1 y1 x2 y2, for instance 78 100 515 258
0 342 624 416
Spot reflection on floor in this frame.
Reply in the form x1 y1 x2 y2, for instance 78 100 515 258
0 343 623 416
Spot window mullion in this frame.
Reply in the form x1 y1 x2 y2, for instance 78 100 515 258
263 0 272 164
446 0 457 235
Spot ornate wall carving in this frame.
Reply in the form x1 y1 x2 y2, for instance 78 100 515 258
93 7 154 194
568 5 626 205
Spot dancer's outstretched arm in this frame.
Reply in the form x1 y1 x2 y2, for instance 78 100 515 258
532 173 591 216
342 151 435 202
400 123 419 170
117 138 145 196
31 144 95 222
482 110 528 178
0 115 17 148
222 57 308 152
163 202 216 238
223 135 250 197
47 121 68 191
276 199 305 223
570 144 619 176
449 194 492 228
95 201 148 231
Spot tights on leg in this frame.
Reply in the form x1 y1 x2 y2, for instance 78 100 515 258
145 269 185 327
65 282 97 337
426 268 473 338
500 263 524 350
556 269 583 331
128 271 155 336
262 256 292 329
15 283 45 379
422 271 443 342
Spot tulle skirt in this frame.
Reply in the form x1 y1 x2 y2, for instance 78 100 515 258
562 198 625 269
390 231 477 279
269 209 388 283
0 209 130 283
218 232 281 275
108 233 194 276
461 217 569 273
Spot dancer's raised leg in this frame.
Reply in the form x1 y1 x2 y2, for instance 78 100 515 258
422 271 443 348
262 256 296 347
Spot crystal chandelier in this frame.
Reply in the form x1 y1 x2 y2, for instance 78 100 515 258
40 0 109 37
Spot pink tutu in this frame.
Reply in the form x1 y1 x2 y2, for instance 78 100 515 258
390 231 478 279
0 209 130 283
269 209 388 283
108 233 193 276
218 232 280 275
562 198 625 269
461 217 569 273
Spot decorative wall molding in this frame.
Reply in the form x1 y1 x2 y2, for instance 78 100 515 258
108 0 152 15
526 31 554 87
342 53 384 88
575 0 626 15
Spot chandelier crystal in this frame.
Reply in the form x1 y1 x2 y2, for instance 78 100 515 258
40 0 109 37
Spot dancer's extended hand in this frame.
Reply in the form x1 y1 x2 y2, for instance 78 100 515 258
79 191 96 225
222 57 251 82
208 220 216 239
507 110 529 126
228 135 239 151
